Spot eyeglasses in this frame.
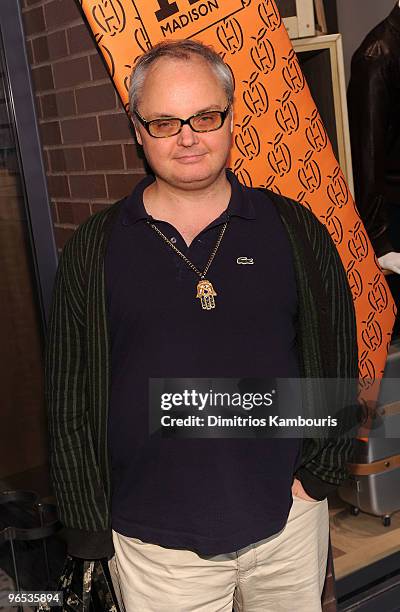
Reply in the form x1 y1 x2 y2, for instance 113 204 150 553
134 105 231 138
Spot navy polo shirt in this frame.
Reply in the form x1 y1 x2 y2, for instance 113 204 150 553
106 170 302 555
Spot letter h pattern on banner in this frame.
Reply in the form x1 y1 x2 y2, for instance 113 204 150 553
76 0 396 405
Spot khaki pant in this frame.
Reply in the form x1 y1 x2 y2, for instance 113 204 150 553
109 495 329 612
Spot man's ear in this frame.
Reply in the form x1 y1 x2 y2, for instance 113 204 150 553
130 113 143 145
134 121 143 146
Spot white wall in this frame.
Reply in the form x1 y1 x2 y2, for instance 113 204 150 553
337 0 397 84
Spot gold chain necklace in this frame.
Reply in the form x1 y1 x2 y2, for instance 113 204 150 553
146 219 228 310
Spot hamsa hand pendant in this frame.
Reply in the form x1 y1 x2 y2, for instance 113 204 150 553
196 279 217 310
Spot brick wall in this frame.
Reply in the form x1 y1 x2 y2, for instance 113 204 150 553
20 0 146 250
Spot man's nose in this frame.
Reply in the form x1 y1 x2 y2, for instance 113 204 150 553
177 123 200 146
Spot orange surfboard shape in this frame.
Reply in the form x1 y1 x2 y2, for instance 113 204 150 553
77 0 396 410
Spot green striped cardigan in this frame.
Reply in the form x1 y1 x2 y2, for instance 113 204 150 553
46 188 359 559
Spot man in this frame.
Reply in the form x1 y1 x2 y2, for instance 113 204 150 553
46 40 358 611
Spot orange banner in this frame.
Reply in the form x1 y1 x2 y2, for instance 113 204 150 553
78 0 396 393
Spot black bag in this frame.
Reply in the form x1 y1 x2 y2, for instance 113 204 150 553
37 556 120 611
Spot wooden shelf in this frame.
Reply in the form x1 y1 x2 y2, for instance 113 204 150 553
293 34 354 196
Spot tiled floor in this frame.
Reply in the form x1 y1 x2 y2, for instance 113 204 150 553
329 490 400 579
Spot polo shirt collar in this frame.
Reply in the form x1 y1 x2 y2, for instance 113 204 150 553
121 169 256 226
226 169 256 220
121 174 154 226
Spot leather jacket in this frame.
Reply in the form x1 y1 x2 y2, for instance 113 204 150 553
347 4 400 257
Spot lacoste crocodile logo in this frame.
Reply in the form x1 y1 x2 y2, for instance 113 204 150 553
236 257 254 264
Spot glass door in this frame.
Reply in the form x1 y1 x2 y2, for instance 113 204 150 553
0 1 57 484
0 33 47 478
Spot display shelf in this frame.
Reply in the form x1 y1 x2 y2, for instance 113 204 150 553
276 0 316 39
292 34 354 196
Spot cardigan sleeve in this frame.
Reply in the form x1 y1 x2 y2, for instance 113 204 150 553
45 233 113 559
295 221 359 500
260 188 360 500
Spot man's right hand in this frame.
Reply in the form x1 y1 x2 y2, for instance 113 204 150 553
378 251 400 274
291 477 319 502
